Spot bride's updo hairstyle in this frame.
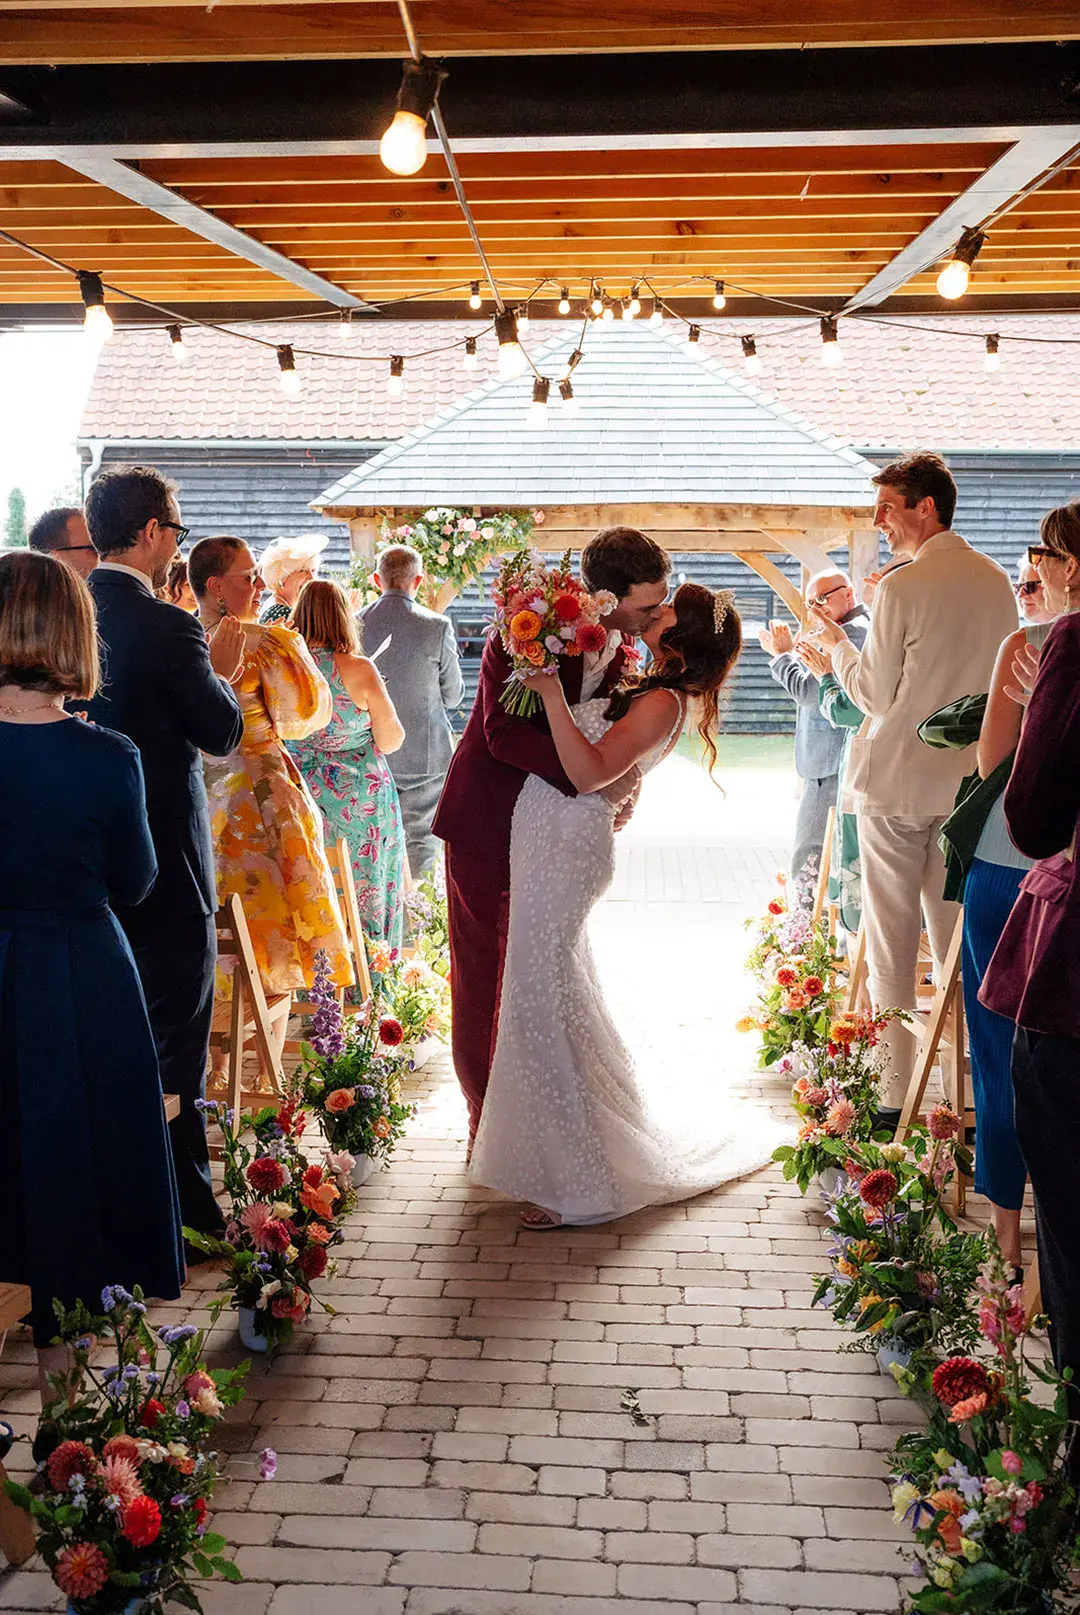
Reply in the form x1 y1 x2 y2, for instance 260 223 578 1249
605 581 742 773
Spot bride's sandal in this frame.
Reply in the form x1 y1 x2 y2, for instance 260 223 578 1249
520 1205 563 1231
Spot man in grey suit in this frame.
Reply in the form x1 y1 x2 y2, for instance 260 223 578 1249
758 568 868 884
361 544 465 876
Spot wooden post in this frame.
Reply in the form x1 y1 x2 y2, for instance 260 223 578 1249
348 515 380 562
849 528 880 596
734 550 807 624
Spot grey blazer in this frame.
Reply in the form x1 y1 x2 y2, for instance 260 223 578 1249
360 591 465 781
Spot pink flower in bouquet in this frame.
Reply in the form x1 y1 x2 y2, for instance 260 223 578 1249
858 1168 899 1210
308 1221 333 1245
101 1454 144 1508
102 1434 141 1467
825 1097 856 1136
576 622 608 655
949 1392 989 1423
261 1218 293 1253
783 987 809 1010
802 1085 829 1107
271 1292 311 1323
240 1202 272 1241
47 1440 96 1491
55 1543 110 1600
1000 1450 1024 1476
183 1370 223 1418
928 1105 961 1141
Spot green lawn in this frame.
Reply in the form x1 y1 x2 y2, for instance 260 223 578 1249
675 731 793 770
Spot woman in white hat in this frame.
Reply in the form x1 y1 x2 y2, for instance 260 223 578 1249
259 532 330 625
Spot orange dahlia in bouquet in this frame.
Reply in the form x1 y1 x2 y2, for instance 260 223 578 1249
492 549 622 716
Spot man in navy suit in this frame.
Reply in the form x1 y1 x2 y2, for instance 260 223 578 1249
85 465 244 1243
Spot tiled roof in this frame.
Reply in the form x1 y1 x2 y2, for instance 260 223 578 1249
78 319 488 442
79 312 1080 454
313 323 876 513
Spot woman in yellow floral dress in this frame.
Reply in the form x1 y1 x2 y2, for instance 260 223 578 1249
188 536 353 998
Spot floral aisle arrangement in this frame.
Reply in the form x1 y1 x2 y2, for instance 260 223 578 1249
813 1109 984 1362
383 955 451 1055
739 873 843 1066
5 1288 248 1614
403 865 450 980
889 1245 1078 1613
770 1010 902 1192
492 549 629 717
185 1100 346 1353
295 964 415 1178
350 507 534 600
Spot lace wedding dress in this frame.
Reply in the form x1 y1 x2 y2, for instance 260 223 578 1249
469 695 780 1224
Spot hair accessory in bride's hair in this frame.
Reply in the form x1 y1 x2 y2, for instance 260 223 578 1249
712 588 735 633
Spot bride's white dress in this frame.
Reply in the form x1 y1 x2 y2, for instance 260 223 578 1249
469 695 780 1224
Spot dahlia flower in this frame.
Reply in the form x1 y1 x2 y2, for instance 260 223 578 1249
825 1098 856 1136
928 1105 961 1141
55 1542 110 1599
858 1168 899 1210
46 1440 96 1492
247 1155 287 1194
101 1454 144 1508
932 1356 991 1409
122 1494 162 1547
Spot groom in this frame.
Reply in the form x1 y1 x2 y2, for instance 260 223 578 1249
434 526 672 1140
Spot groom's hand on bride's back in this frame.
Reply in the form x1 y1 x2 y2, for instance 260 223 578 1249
606 765 642 828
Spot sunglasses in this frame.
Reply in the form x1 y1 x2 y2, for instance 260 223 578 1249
1027 545 1058 567
1014 580 1042 597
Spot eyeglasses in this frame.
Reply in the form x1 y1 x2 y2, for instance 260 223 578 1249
59 545 97 556
809 582 849 607
160 521 190 543
1014 580 1042 597
1027 545 1058 567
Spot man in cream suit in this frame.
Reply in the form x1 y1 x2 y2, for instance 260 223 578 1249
812 452 1017 1114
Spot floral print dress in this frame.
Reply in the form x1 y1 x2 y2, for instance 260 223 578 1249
204 623 353 997
287 647 406 956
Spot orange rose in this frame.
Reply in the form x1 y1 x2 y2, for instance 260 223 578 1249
520 640 546 666
509 609 542 642
300 1180 340 1219
373 1115 392 1140
325 1088 356 1113
928 1489 965 1553
784 988 809 1011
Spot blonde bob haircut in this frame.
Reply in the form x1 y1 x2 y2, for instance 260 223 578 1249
0 549 99 698
292 578 359 656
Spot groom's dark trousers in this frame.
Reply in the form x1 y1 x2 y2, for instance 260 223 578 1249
87 568 243 1235
434 629 628 1137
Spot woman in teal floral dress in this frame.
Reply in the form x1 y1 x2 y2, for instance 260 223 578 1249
288 580 407 954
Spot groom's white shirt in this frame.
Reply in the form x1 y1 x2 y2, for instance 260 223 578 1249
580 628 622 701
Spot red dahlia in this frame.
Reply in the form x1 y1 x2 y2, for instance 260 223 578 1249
858 1168 899 1210
298 1244 329 1280
932 1356 992 1409
139 1398 166 1430
47 1440 96 1491
576 622 609 655
553 594 581 622
302 1164 324 1189
122 1494 162 1548
192 1496 207 1528
378 1017 404 1046
247 1155 287 1194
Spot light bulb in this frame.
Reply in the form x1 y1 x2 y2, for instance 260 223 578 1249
463 336 478 371
601 300 615 323
380 109 428 175
528 376 550 427
590 287 604 316
387 355 405 396
468 281 482 310
495 308 526 378
559 378 579 412
627 284 641 316
685 323 701 347
712 279 727 311
558 288 571 315
741 334 762 376
621 298 635 322
277 344 301 395
819 316 843 367
517 305 530 332
648 302 664 326
984 333 1001 373
167 323 188 363
936 258 970 300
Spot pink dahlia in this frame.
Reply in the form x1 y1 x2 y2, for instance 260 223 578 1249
101 1454 144 1508
825 1098 856 1136
55 1543 110 1600
928 1105 961 1141
858 1168 899 1210
47 1440 96 1492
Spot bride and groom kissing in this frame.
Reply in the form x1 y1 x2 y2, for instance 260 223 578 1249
434 526 775 1230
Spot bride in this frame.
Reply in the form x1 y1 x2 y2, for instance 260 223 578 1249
468 582 779 1229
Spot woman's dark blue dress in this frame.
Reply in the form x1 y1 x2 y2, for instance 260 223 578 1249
0 717 184 1345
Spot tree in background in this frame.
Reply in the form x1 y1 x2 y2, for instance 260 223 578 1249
4 487 27 547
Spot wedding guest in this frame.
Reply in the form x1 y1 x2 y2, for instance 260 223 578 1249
758 569 867 884
258 532 329 625
796 637 864 938
27 506 97 581
0 551 182 1396
160 555 197 611
981 499 1080 1422
361 544 464 876
1013 554 1050 625
290 578 407 954
812 452 1016 1116
84 465 244 1248
188 536 353 1000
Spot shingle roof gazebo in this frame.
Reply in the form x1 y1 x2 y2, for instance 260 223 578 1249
313 323 880 622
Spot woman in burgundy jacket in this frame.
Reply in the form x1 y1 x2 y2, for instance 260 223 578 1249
981 499 1080 1426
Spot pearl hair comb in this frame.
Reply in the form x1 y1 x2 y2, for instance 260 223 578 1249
713 588 736 633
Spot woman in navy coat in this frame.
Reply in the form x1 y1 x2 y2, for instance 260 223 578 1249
0 551 183 1398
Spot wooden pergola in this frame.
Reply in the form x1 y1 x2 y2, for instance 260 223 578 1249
312 322 880 622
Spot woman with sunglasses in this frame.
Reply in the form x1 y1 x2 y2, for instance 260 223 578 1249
957 542 1059 1279
981 502 1080 1429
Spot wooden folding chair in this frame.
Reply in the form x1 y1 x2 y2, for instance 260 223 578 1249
894 910 971 1213
209 894 291 1114
0 1282 35 1566
810 805 835 927
283 838 375 1060
841 922 868 1013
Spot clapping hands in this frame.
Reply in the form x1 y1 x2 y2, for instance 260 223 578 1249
757 619 795 657
1003 640 1042 708
208 615 247 684
794 639 831 678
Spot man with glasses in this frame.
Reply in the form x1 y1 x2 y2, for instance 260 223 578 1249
758 569 867 884
84 465 245 1254
27 505 99 580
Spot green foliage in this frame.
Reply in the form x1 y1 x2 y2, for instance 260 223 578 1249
4 486 27 547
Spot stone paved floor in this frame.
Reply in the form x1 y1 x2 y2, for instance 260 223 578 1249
0 757 1021 1614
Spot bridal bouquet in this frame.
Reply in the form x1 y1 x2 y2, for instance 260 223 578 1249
492 549 616 716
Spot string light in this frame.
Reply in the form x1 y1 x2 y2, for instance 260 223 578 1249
559 377 579 412
558 287 571 315
712 279 727 311
819 314 843 367
685 323 701 347
741 334 762 376
621 296 635 322
601 298 615 324
589 285 605 316
167 323 188 363
628 284 641 317
984 332 1001 373
468 281 482 310
387 354 405 396
649 300 664 326
517 304 530 332
463 335 478 371
78 270 113 343
936 225 986 301
379 56 446 176
495 307 526 378
528 376 550 427
277 344 301 396
567 347 584 372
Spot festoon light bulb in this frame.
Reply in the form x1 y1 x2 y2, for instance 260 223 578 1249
468 281 482 310
819 315 843 368
78 271 113 344
528 376 550 427
387 354 405 397
495 308 526 379
712 279 727 310
167 323 189 363
741 334 762 376
463 335 479 371
277 344 302 396
379 57 446 176
558 288 571 315
936 226 986 301
984 333 1001 373
559 378 579 412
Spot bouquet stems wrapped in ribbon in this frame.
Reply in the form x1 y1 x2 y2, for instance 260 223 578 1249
492 550 617 717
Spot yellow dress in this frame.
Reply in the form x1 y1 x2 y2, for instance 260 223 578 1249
205 622 353 997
